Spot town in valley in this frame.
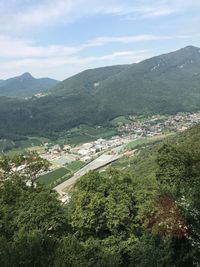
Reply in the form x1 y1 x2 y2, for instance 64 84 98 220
33 111 200 189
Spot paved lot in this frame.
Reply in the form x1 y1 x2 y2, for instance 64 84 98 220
52 154 77 165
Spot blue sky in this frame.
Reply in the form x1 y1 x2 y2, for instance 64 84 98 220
0 0 200 80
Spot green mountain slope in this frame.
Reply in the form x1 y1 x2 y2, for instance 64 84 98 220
53 65 130 96
1 46 200 138
49 45 200 125
0 72 59 98
94 46 200 116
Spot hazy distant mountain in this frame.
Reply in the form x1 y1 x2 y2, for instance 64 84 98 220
1 46 200 138
0 72 59 98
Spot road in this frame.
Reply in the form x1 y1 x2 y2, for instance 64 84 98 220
54 153 122 196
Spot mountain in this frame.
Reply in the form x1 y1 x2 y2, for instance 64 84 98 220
0 72 59 98
1 46 200 138
93 45 200 116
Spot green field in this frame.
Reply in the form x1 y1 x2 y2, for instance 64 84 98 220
65 160 85 172
126 138 154 150
0 136 49 156
110 116 133 126
38 161 85 188
38 167 70 186
1 146 27 157
126 134 173 150
55 125 119 146
0 125 118 155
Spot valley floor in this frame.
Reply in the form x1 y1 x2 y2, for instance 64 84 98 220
2 111 200 191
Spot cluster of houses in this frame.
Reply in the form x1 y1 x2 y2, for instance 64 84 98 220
71 136 126 160
118 112 200 137
38 136 126 167
35 112 200 169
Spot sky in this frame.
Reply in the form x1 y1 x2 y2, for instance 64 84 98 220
0 0 200 81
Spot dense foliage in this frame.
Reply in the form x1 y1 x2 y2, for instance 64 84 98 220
1 124 200 266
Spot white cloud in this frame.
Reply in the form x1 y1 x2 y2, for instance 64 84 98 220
0 0 127 32
0 0 79 29
84 34 174 48
0 34 181 59
0 32 195 79
0 49 151 80
0 0 199 79
0 36 82 58
126 6 176 20
0 0 193 33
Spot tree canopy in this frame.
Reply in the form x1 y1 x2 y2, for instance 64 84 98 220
1 124 200 266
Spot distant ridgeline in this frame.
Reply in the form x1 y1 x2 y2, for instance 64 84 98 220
1 45 200 139
0 72 59 98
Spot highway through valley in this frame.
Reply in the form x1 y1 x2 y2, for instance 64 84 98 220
54 153 122 197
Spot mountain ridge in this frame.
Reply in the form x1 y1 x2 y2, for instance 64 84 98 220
1 45 200 138
0 73 59 98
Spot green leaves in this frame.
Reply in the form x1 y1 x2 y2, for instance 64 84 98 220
0 153 50 187
1 122 200 266
10 230 56 267
0 155 69 266
14 189 68 235
69 170 138 240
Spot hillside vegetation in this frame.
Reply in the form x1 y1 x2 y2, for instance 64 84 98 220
1 123 200 266
1 46 200 138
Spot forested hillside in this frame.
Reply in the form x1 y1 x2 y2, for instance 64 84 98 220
1 46 200 139
1 123 200 266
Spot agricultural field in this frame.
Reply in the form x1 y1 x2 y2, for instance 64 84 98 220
55 125 119 146
38 161 86 188
65 160 85 172
0 136 49 156
126 134 173 150
38 167 70 186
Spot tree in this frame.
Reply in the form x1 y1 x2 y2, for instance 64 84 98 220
14 189 68 235
154 142 200 265
0 154 67 266
0 153 50 186
10 230 55 267
69 170 138 238
69 170 139 266
54 235 87 267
